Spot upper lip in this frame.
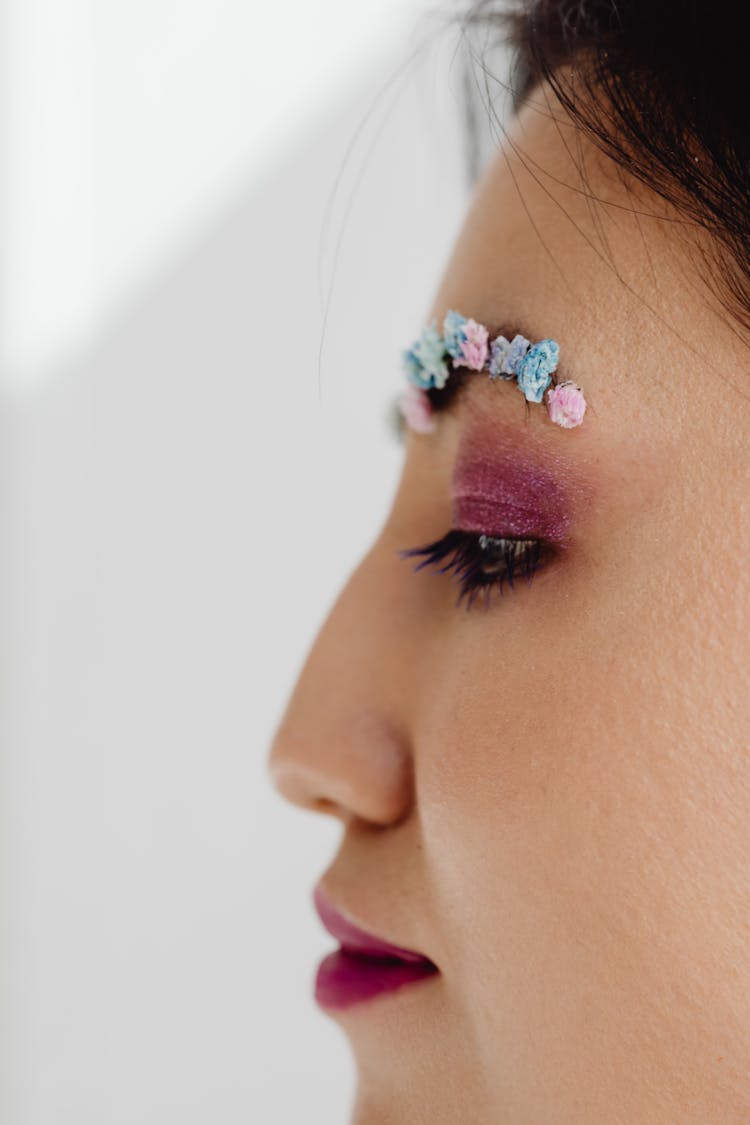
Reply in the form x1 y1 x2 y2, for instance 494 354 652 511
313 884 437 966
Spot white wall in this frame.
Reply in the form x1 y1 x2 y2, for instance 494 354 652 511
0 4 476 1122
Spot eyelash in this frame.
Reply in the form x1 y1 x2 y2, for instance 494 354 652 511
397 529 552 611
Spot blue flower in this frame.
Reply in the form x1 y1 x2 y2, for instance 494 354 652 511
442 310 468 360
516 338 559 403
489 333 531 379
506 334 531 375
402 322 450 389
489 335 510 378
402 346 427 387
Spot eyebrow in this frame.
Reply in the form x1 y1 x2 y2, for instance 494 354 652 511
389 320 551 444
426 321 539 417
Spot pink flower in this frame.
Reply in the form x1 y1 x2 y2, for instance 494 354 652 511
398 384 436 434
453 318 489 371
546 381 587 428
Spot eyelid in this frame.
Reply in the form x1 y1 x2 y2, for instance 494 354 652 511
452 491 571 545
451 447 574 545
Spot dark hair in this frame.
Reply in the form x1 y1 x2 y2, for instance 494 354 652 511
460 0 750 331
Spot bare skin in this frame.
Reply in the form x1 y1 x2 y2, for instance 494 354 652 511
267 84 750 1123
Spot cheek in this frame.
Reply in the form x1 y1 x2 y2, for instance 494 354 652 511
412 513 750 1092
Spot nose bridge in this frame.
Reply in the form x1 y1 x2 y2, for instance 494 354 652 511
267 539 418 827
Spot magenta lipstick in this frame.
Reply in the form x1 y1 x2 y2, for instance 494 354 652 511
313 886 439 1011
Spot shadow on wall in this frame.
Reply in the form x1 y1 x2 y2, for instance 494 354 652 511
0 38 469 1125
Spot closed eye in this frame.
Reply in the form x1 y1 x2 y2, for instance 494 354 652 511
396 529 555 611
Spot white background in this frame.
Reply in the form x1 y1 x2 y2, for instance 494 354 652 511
0 1 504 1121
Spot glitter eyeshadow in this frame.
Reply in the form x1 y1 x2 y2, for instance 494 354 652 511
451 445 574 543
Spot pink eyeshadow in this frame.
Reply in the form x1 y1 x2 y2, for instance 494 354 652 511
451 447 573 542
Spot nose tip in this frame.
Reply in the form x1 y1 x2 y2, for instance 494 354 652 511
267 749 352 823
266 709 414 829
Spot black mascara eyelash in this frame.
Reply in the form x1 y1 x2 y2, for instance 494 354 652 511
397 529 551 612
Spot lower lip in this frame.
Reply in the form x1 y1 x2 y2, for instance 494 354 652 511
315 948 440 1010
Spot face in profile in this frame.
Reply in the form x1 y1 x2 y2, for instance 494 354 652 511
268 83 750 1123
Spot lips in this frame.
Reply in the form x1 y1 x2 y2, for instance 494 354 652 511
313 885 436 966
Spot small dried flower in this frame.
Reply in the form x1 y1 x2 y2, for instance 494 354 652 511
546 381 587 428
398 384 436 433
457 319 489 370
516 338 559 403
443 310 468 360
402 322 450 389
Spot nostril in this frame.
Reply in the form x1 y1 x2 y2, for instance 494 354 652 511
268 755 351 821
312 797 339 815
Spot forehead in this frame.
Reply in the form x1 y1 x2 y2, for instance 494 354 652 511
428 89 730 414
416 86 750 507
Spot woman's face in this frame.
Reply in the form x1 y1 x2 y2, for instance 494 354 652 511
268 87 750 1123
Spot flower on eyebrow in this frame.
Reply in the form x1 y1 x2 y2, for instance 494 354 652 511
443 310 489 371
488 335 511 378
397 384 436 433
516 338 560 403
443 310 468 359
488 335 517 380
488 333 530 379
402 321 450 389
457 319 489 370
546 381 587 428
400 312 586 433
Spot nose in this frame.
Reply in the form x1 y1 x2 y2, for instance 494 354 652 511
266 541 416 828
